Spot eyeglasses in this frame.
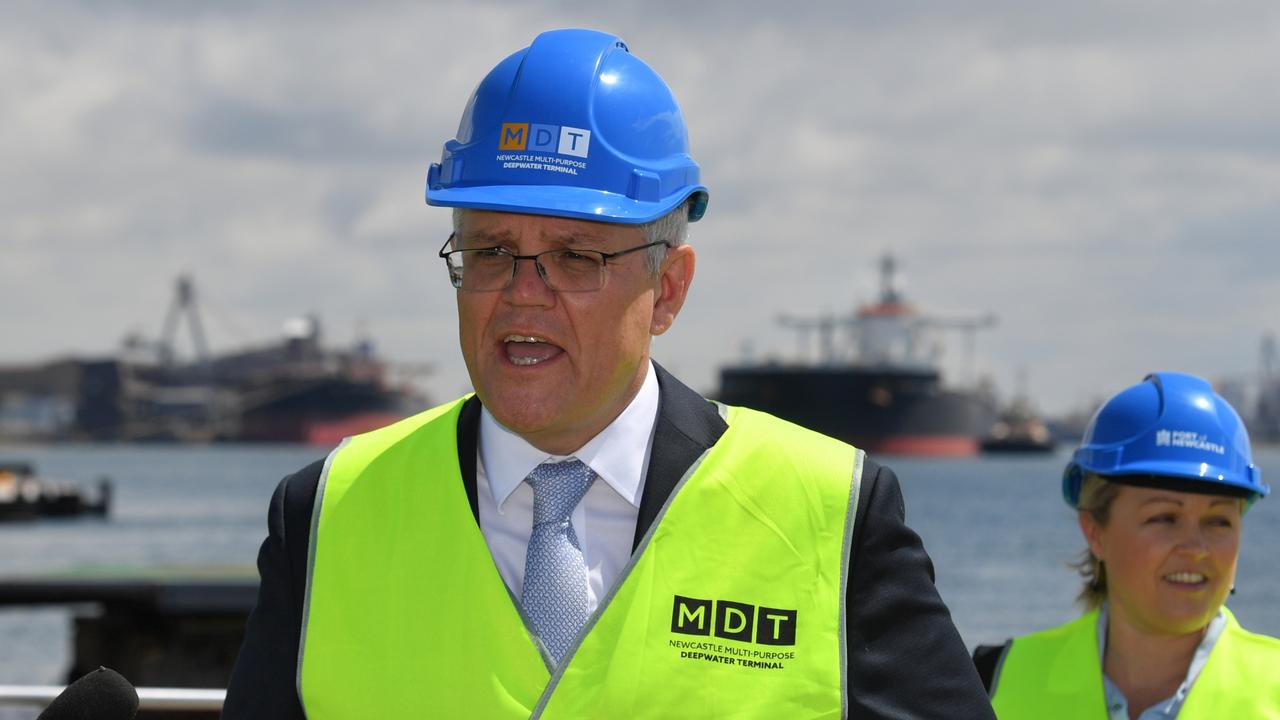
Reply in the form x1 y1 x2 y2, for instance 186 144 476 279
438 234 669 292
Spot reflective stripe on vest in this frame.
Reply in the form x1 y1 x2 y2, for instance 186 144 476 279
297 397 862 718
991 607 1280 719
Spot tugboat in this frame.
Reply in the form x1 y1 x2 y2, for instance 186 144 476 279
0 462 111 521
979 397 1056 454
717 255 996 456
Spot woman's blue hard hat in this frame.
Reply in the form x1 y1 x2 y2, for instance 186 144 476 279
426 28 708 224
1063 372 1267 508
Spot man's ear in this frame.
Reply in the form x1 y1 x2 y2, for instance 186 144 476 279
651 245 695 336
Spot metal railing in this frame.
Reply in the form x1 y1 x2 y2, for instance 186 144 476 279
0 685 224 711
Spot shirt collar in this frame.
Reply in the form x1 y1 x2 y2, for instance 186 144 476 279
479 361 659 510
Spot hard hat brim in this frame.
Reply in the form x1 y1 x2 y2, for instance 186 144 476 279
1093 459 1267 498
427 183 708 224
1101 472 1261 500
1064 458 1268 509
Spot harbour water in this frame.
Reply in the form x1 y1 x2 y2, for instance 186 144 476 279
1 444 1277 690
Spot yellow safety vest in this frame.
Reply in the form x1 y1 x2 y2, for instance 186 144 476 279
991 607 1280 719
297 396 863 718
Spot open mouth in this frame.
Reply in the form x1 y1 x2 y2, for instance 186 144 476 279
503 335 564 367
1163 572 1208 587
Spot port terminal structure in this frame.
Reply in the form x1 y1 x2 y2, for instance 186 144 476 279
0 276 427 444
0 564 253 718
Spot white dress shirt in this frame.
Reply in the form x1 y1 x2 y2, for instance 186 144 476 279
477 361 659 612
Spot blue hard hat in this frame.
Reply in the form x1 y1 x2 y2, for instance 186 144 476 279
1063 372 1267 508
426 29 708 225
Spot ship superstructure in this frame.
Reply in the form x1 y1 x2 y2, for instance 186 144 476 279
717 256 996 456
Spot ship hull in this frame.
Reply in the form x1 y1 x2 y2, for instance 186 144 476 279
717 366 991 457
237 377 411 443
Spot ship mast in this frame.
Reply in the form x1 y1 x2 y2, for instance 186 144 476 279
878 255 902 305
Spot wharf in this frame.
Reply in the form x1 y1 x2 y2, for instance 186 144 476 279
0 564 257 718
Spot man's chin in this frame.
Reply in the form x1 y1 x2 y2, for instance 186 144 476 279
482 393 562 437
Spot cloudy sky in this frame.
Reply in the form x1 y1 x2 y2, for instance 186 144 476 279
4 1 1279 416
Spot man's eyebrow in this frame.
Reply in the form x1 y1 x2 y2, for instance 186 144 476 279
457 229 516 245
552 231 610 247
456 229 614 250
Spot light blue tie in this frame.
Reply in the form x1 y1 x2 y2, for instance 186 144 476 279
521 459 596 664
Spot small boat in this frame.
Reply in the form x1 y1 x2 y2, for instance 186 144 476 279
979 397 1056 454
0 462 111 521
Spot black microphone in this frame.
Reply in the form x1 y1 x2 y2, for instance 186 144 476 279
37 667 139 720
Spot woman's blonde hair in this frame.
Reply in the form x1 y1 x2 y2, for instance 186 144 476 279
1071 473 1122 609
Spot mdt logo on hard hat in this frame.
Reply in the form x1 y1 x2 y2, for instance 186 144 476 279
670 595 797 646
499 122 591 158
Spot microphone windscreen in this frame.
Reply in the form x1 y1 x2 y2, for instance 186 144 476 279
37 666 139 720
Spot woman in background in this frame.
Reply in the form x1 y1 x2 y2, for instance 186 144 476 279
976 372 1279 719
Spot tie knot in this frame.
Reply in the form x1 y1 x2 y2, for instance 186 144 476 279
525 460 596 525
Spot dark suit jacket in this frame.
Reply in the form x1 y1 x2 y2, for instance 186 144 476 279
223 365 995 719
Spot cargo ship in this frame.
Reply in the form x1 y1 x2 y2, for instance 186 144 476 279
717 256 996 456
0 277 426 444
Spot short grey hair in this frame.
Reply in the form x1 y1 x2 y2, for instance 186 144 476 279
451 199 691 277
637 199 690 275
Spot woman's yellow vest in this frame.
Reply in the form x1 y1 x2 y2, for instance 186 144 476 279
297 397 863 718
991 607 1280 719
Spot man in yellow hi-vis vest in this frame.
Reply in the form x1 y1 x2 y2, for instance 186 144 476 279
223 28 993 719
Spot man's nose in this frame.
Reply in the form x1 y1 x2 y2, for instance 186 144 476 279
504 255 554 301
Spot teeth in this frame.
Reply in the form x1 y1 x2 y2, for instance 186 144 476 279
503 334 555 366
1165 572 1206 584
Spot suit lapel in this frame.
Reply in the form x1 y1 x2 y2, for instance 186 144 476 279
457 395 482 521
631 363 728 551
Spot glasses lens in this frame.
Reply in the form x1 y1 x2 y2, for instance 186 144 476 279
451 249 513 291
543 250 605 292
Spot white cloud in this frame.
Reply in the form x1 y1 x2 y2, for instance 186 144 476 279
3 1 1280 416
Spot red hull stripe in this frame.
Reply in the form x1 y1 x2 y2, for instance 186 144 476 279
305 413 405 446
854 435 978 457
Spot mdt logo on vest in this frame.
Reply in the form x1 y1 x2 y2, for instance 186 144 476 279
670 595 797 646
499 122 591 158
